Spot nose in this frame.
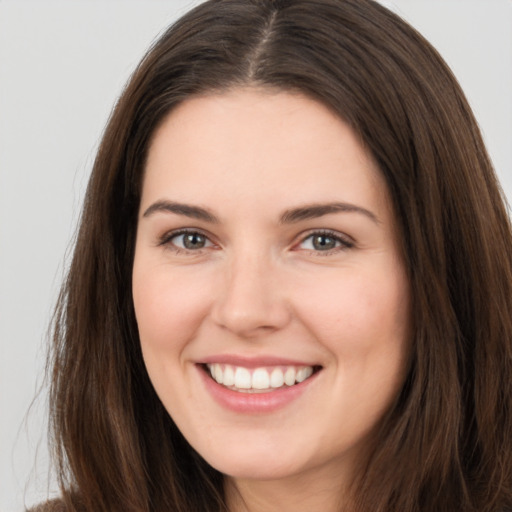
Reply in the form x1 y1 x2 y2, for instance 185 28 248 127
211 252 291 338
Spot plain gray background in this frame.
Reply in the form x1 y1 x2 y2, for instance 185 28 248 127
1 1 511 510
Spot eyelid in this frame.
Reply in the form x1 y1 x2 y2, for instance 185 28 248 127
294 229 355 253
158 227 216 252
156 227 354 256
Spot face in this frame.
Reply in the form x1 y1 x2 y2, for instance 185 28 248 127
133 89 410 490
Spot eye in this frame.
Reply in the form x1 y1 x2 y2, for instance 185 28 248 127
160 229 214 252
297 230 353 253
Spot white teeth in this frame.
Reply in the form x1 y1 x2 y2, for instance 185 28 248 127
270 367 284 388
296 367 313 383
284 367 296 386
214 364 223 384
206 363 316 391
234 367 251 389
252 368 270 390
223 365 235 386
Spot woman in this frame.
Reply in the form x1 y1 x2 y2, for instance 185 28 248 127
36 0 512 510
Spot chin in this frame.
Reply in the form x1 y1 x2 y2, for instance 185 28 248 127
209 457 302 481
191 438 303 480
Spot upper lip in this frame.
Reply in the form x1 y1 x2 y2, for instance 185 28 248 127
199 354 320 368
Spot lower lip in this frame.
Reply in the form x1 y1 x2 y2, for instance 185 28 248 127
197 365 319 414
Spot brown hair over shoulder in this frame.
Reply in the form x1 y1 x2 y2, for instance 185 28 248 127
42 0 512 511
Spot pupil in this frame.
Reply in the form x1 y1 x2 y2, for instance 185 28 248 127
313 235 336 250
184 233 205 249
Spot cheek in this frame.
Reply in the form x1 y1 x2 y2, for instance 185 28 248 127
132 264 213 355
132 264 217 415
291 266 410 358
301 276 408 335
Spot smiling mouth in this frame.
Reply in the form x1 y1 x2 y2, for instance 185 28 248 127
203 363 322 393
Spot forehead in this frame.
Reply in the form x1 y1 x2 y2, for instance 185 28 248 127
142 88 390 219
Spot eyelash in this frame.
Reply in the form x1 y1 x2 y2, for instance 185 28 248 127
158 229 214 255
297 229 354 255
157 228 354 255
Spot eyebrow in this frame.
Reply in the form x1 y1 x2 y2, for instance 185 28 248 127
279 202 380 224
142 200 379 224
143 200 219 223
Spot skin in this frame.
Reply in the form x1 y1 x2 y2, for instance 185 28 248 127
132 88 410 512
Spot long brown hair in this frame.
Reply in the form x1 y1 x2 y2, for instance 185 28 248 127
45 0 512 510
